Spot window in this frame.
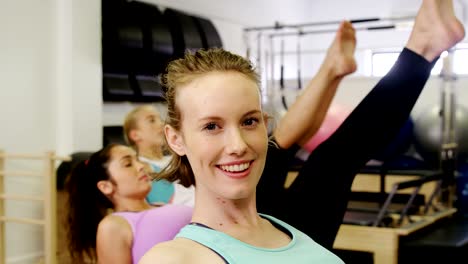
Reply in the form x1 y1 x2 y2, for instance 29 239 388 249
453 48 468 75
371 48 468 77
371 52 398 77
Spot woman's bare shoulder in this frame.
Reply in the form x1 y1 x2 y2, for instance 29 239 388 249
139 238 191 264
97 214 132 239
139 238 224 264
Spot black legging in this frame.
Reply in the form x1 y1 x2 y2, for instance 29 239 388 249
257 48 437 249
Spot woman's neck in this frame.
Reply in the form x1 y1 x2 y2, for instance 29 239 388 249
114 199 152 213
191 195 290 248
191 194 260 231
138 146 164 161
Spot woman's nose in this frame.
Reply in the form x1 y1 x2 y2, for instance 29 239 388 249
225 128 248 155
136 160 146 172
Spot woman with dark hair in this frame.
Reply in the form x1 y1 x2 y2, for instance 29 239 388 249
65 143 192 263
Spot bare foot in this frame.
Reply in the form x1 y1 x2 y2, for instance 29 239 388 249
406 0 465 62
322 20 357 78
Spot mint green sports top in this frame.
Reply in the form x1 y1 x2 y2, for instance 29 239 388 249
175 214 344 264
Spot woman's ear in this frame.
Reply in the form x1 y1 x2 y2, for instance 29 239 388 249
97 180 114 196
129 129 140 143
165 125 186 156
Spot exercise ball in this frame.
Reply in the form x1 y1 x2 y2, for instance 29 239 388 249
304 104 351 153
413 104 468 167
373 117 414 162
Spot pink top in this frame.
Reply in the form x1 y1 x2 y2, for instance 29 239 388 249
113 204 193 264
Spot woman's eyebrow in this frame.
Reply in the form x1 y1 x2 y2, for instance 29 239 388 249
119 154 134 162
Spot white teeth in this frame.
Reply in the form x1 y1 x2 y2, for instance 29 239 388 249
221 162 250 172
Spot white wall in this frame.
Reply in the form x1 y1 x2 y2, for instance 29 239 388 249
1 1 55 154
1 1 56 262
0 1 101 153
0 0 101 262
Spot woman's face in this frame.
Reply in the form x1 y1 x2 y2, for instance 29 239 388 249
107 145 152 199
167 71 268 200
134 107 165 149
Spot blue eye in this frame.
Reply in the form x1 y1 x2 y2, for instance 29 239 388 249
204 123 218 131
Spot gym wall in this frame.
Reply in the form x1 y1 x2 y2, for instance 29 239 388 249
101 0 223 103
